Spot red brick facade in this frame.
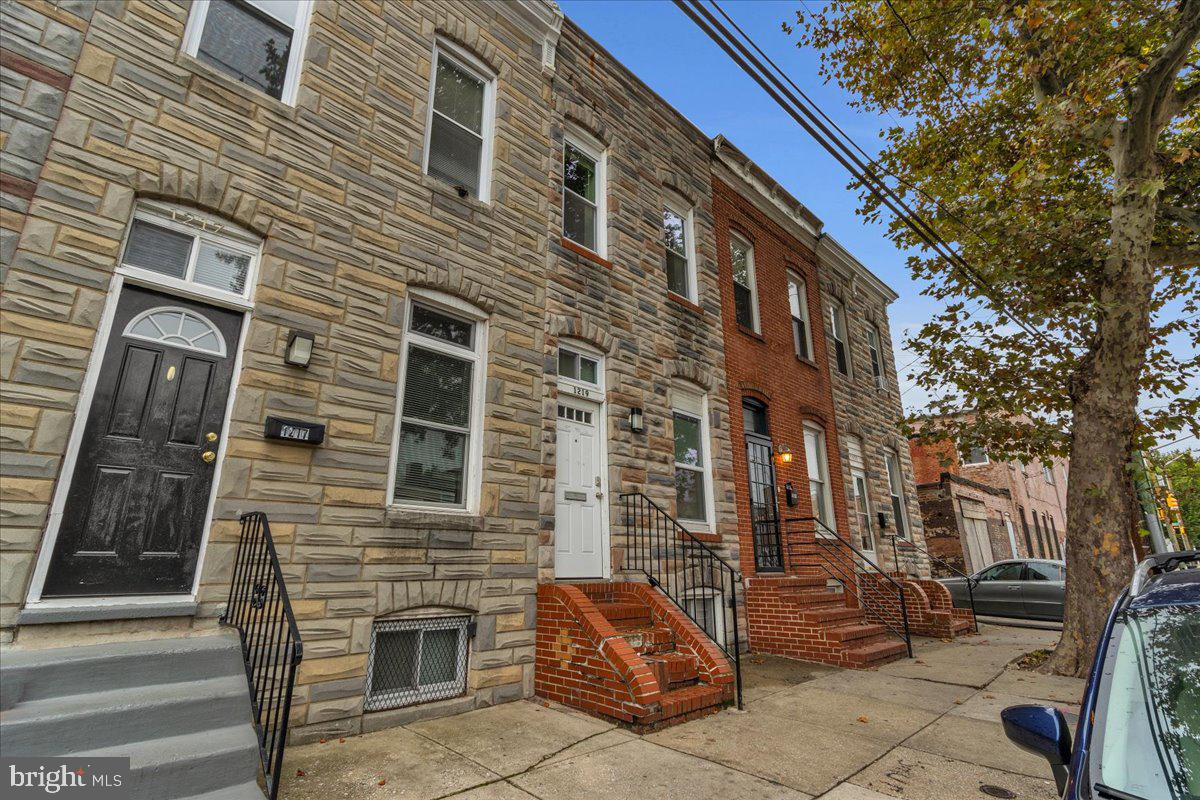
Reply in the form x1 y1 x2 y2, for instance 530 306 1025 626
711 176 851 578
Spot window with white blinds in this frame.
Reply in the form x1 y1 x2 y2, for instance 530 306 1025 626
803 423 835 531
392 299 487 509
424 44 494 201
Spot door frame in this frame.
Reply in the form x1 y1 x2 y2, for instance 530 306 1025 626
25 251 255 610
553 341 610 580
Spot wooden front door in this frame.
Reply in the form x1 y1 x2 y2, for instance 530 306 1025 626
42 285 243 597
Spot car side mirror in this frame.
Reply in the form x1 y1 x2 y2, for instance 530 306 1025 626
1001 704 1072 794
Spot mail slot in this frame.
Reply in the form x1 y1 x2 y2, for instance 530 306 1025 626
264 416 325 445
563 490 588 502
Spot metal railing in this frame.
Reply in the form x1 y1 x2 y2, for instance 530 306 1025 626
785 517 913 658
620 492 743 709
889 535 979 633
221 512 304 800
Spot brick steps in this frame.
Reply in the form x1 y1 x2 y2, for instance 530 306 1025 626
535 582 734 732
844 638 909 667
826 621 888 643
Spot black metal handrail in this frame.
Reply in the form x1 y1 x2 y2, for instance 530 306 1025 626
221 512 304 800
785 517 913 657
889 535 979 633
620 492 743 709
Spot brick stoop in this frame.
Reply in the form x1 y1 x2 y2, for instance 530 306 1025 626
745 575 909 669
535 582 735 732
906 577 977 638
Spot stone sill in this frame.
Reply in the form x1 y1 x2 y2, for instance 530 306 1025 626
560 237 613 269
421 174 492 215
384 507 486 531
18 599 198 625
666 292 705 317
176 52 298 121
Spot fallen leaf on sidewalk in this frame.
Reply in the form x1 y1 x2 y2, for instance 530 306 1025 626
378 779 387 786
857 715 870 723
339 738 346 743
954 699 964 705
295 770 306 778
319 738 327 744
983 694 995 699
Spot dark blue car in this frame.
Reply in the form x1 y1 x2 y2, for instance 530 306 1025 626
1001 551 1200 800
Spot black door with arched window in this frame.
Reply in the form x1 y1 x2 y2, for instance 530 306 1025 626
743 399 783 572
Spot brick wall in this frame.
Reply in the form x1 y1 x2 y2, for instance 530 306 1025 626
1 0 558 741
709 175 849 577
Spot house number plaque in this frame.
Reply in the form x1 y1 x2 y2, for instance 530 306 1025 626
264 416 326 445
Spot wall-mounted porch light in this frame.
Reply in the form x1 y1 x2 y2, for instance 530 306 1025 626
629 407 644 434
284 329 315 368
776 444 793 465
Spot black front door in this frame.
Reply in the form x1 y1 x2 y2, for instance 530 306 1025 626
43 286 243 597
746 434 784 572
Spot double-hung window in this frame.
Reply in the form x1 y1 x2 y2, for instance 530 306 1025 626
563 136 606 255
673 390 712 526
803 424 835 532
960 443 989 466
787 271 813 360
391 298 486 510
828 301 850 375
730 235 759 332
866 325 885 388
424 43 495 200
183 0 313 104
663 204 696 301
885 450 909 538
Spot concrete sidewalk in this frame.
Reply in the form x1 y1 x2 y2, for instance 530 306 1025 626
279 624 1081 800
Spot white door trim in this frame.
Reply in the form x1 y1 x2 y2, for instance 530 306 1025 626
23 272 251 609
553 394 610 579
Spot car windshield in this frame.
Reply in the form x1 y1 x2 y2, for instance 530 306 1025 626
1090 604 1200 799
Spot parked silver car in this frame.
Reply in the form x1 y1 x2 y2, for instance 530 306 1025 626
939 559 1065 621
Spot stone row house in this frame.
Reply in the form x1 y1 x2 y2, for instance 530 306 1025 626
909 425 1069 577
0 1 958 789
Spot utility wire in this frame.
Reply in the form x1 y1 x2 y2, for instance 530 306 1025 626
678 0 1058 349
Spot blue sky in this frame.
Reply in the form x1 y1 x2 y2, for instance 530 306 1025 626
558 0 1198 453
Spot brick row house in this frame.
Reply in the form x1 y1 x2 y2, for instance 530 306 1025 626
909 424 1069 576
0 0 962 786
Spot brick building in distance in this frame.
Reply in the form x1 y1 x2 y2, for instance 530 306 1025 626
909 422 1069 576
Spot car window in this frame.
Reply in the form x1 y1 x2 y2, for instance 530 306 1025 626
978 562 1024 581
1026 562 1064 581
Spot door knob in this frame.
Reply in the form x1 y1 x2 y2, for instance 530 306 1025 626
205 431 219 442
201 451 216 463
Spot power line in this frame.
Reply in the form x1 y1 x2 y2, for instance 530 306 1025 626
677 0 1058 350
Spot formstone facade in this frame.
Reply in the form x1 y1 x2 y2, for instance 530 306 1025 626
1 0 563 742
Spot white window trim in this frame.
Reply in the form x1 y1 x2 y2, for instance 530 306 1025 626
1042 464 1055 484
363 615 470 712
562 131 608 257
787 270 814 360
182 0 313 106
421 38 497 202
730 233 760 332
960 444 990 466
1004 513 1020 558
866 325 885 389
885 450 909 539
663 200 698 302
556 339 607 403
828 301 851 376
682 587 727 649
803 423 837 534
672 388 715 530
387 290 488 514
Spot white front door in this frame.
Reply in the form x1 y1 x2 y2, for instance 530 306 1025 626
554 401 606 578
850 469 877 560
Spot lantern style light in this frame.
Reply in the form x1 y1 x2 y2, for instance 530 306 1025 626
284 329 315 368
629 407 644 434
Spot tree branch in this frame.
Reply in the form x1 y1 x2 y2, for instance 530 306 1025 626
1149 245 1200 267
1136 0 1200 136
1179 77 1200 108
1162 204 1200 232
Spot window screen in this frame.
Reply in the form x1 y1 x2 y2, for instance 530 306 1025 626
563 142 598 250
664 208 690 298
365 616 470 711
196 0 295 100
427 54 487 197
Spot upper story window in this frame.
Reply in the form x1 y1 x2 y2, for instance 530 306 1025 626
390 296 487 511
730 235 759 332
803 423 835 531
828 301 850 375
885 449 909 538
183 0 313 105
787 271 813 360
1042 464 1055 484
866 325 885 389
673 388 713 526
424 42 495 201
960 443 989 466
120 204 259 304
563 135 606 256
663 203 696 301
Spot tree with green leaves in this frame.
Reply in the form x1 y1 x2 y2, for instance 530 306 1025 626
790 1 1199 676
1152 448 1200 545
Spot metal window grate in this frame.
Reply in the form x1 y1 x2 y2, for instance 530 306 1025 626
364 616 469 712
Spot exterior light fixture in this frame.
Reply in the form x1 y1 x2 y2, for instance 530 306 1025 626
776 444 793 465
284 329 315 368
629 407 644 433
878 512 890 531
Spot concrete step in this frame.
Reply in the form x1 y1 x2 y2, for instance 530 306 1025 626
177 782 266 800
0 633 244 710
1 675 252 755
74 724 261 800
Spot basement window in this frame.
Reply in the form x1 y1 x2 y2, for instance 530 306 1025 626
365 616 470 711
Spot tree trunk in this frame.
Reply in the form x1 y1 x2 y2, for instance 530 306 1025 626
1047 138 1158 678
